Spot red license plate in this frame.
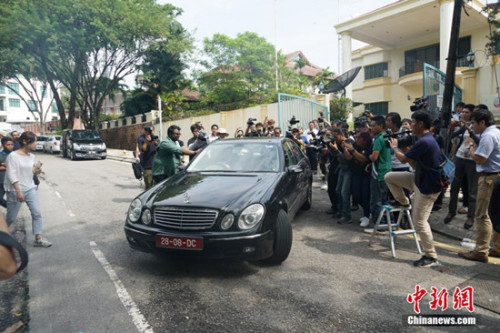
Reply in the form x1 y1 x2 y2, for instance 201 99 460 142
156 235 203 250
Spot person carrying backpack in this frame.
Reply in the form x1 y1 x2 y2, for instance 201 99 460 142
384 111 444 268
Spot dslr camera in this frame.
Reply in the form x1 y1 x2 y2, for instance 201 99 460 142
383 130 416 149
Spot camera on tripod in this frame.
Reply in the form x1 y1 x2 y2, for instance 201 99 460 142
410 96 428 112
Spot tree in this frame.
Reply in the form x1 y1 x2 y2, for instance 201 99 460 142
198 32 276 108
0 0 191 129
329 96 353 121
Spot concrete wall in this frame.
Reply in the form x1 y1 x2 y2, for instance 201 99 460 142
99 96 328 149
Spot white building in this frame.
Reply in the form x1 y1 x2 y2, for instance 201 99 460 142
335 0 499 120
0 76 60 124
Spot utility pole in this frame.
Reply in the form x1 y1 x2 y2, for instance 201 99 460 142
441 0 463 154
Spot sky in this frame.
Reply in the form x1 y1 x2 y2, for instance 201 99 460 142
161 0 397 76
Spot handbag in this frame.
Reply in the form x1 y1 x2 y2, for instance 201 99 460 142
0 230 28 273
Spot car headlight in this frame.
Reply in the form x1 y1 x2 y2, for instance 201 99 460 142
128 199 142 222
101 143 106 149
238 204 265 230
220 214 234 230
141 209 152 225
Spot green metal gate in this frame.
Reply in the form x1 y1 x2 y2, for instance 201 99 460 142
423 63 462 118
277 93 329 131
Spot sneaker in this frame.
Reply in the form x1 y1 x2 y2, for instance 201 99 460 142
34 237 52 248
413 255 439 267
360 216 370 228
337 217 352 224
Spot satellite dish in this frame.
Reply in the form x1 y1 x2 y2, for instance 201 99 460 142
321 66 361 96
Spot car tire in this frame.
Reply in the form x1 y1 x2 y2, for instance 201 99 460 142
101 156 106 160
262 210 292 265
301 182 312 210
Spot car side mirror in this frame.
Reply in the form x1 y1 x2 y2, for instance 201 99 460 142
287 165 303 174
178 165 187 172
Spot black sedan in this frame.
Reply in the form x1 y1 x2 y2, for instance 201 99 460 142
124 137 312 264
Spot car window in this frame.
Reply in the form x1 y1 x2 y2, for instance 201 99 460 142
288 141 304 165
71 131 101 140
37 136 48 142
283 142 294 167
54 136 61 140
188 142 280 172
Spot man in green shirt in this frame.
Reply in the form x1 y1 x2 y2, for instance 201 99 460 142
368 115 392 225
152 125 198 184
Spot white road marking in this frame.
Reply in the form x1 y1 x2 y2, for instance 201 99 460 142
55 191 61 199
89 241 154 333
68 211 75 217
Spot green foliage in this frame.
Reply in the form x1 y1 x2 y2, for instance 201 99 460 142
329 96 354 121
198 32 276 108
483 2 500 57
121 89 156 117
0 0 191 129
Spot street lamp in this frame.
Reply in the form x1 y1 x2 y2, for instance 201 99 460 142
466 50 475 68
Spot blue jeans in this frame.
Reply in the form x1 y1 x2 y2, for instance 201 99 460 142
370 177 389 222
336 168 352 219
6 188 43 235
351 173 371 218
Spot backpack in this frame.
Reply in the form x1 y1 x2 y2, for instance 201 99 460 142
132 161 143 180
418 153 455 190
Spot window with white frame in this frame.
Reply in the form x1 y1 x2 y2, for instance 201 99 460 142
7 83 19 95
9 98 21 107
0 86 5 94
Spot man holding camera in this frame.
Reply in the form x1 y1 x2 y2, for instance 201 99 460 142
139 133 159 190
135 125 154 162
384 111 444 267
305 121 319 174
458 108 500 263
187 123 208 151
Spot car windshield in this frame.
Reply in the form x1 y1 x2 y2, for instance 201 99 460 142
187 142 281 173
37 136 48 141
71 131 101 140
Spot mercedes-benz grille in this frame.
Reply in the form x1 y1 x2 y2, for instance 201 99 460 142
154 207 219 230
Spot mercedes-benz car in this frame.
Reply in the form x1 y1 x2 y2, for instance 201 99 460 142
124 137 312 264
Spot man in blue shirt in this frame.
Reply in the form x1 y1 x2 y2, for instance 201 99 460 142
459 108 500 263
385 111 444 267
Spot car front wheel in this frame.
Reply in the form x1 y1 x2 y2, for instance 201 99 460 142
262 210 292 265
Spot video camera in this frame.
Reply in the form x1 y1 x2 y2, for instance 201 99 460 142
247 118 257 126
383 130 416 149
410 96 428 112
285 116 301 140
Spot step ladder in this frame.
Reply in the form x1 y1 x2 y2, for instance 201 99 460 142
368 204 421 258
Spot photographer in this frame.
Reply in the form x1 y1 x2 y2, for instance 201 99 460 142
344 128 372 227
329 128 354 223
135 125 154 162
385 111 444 267
289 128 305 147
368 116 392 226
385 113 411 172
187 123 208 151
305 121 319 174
245 118 259 137
445 104 478 228
140 133 159 190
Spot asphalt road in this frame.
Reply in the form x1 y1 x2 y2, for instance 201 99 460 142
1 153 500 332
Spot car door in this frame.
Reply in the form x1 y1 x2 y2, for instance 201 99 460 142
287 141 310 211
282 141 300 215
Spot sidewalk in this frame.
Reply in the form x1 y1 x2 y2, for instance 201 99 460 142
312 176 476 244
106 148 136 163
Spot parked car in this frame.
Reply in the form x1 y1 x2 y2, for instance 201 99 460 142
43 135 62 154
62 129 107 160
35 135 49 151
124 138 312 264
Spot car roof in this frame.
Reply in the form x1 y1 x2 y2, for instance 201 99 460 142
211 137 285 145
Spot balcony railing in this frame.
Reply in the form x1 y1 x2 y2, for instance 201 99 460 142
399 61 439 78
